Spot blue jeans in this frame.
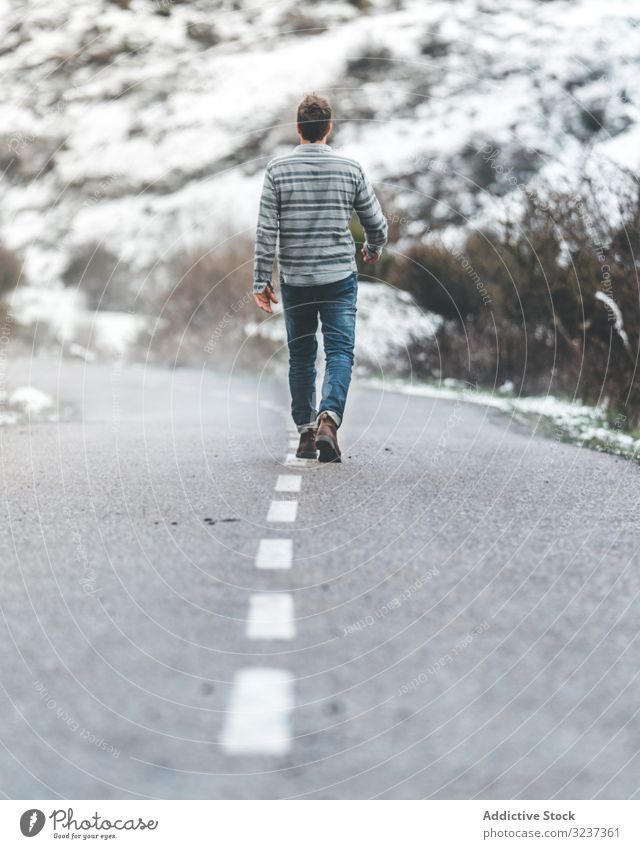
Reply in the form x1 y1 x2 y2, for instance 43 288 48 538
281 272 357 431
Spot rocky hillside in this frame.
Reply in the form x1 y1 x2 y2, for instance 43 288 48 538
1 0 638 356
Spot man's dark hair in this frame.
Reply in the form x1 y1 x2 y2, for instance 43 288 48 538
297 94 332 142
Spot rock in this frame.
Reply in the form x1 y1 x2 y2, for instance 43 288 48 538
186 21 221 47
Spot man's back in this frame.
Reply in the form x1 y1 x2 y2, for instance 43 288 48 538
253 142 388 292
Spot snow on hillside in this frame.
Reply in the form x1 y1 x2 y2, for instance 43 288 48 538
1 0 639 357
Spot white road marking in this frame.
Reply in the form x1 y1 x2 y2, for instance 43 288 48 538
275 474 302 493
267 500 298 523
285 453 312 468
227 435 301 757
221 668 293 755
246 594 295 640
255 539 293 570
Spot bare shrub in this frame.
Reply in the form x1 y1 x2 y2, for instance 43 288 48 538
145 237 277 369
395 172 640 425
62 243 132 311
0 134 59 181
185 21 221 46
278 9 328 36
0 243 25 298
346 46 392 80
350 196 406 281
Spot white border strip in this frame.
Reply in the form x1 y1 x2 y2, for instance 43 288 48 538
221 668 293 755
267 500 298 523
275 475 302 493
255 539 293 570
246 594 295 640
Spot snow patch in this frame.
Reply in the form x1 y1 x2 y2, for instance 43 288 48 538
7 386 54 415
355 282 440 367
595 290 630 351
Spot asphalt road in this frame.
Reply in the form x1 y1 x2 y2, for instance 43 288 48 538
1 358 639 799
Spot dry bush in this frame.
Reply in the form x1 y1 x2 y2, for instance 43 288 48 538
0 243 24 298
394 239 484 320
346 45 392 80
419 27 450 59
395 173 640 425
0 134 59 181
145 237 277 369
277 9 328 36
185 21 221 46
350 197 406 282
62 243 132 310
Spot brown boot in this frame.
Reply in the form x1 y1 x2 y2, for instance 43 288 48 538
296 429 317 459
316 412 341 463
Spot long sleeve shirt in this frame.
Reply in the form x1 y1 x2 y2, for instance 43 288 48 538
253 143 388 293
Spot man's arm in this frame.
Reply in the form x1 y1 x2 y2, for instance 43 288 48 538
354 168 388 262
253 168 279 312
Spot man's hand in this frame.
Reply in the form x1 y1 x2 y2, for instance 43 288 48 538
361 246 380 264
254 286 278 314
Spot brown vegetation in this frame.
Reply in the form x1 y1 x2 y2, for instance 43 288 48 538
145 237 276 369
390 174 640 424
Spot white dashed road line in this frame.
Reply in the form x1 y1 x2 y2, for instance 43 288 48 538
267 500 298 523
222 438 303 758
285 453 312 468
255 538 293 570
221 668 294 756
246 593 295 640
275 474 302 493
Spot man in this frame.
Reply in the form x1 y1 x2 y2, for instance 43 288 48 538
253 93 388 462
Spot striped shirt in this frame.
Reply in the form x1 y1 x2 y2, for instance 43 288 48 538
253 143 388 293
